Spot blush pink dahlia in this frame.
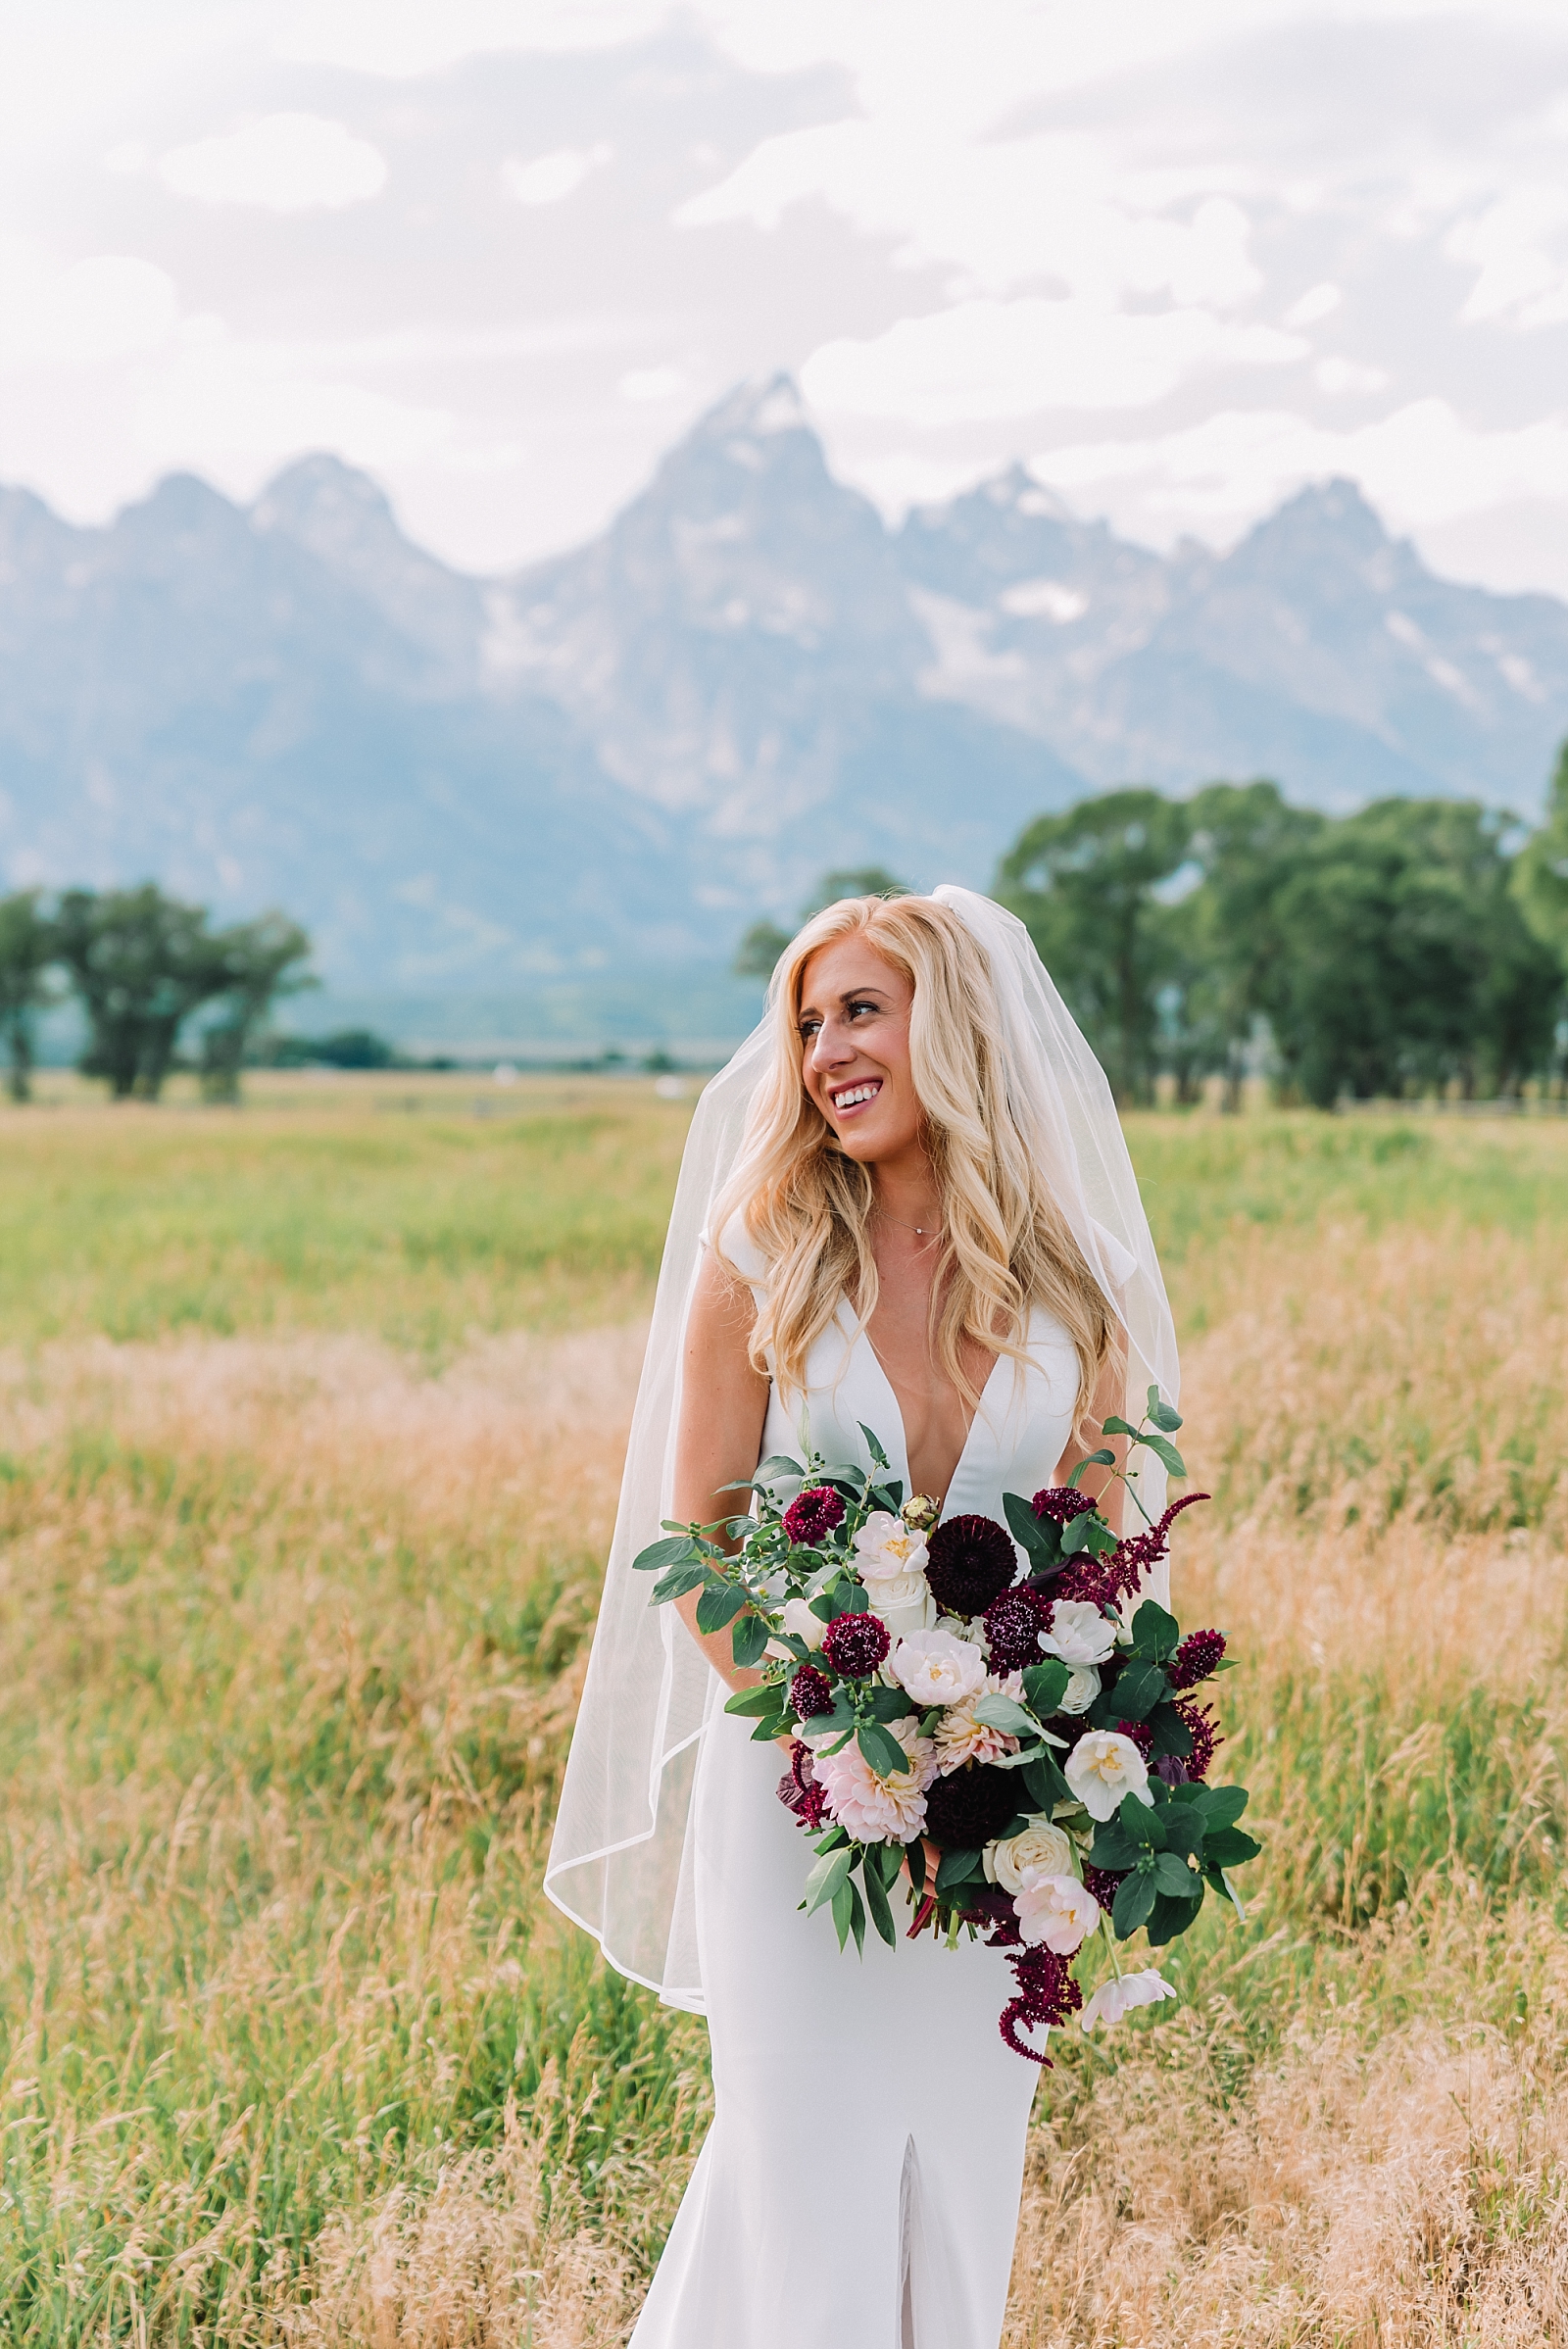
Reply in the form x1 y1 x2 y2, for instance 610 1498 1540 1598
814 1717 935 1842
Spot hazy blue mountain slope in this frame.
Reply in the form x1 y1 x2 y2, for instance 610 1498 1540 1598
2 377 1566 1015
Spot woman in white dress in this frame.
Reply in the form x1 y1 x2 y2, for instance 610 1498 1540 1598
546 888 1179 2349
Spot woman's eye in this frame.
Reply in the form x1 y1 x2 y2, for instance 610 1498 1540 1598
847 1001 876 1020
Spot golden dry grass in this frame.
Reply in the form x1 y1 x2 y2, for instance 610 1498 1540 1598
0 1103 1564 2341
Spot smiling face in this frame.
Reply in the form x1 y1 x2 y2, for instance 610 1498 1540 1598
797 935 924 1166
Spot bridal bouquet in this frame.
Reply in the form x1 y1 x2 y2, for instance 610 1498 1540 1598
633 1395 1258 2063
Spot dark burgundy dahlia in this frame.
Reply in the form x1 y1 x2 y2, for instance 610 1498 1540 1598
923 1760 1017 1850
1167 1629 1226 1690
819 1611 890 1680
926 1513 1016 1618
982 1584 1054 1674
783 1485 846 1544
1031 1486 1099 1528
789 1664 835 1721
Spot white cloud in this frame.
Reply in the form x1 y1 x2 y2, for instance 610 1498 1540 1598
619 366 686 401
802 298 1304 425
0 246 179 365
502 144 612 206
1314 356 1388 395
1033 399 1568 542
1283 280 1342 327
139 343 452 469
679 119 1263 309
157 115 387 214
1447 185 1568 325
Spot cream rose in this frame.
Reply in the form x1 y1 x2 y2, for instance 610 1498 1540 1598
1056 1663 1102 1714
1063 1729 1150 1821
1013 1869 1102 1954
984 1819 1075 1894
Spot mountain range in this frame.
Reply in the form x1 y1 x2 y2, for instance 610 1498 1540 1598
3 373 1566 1038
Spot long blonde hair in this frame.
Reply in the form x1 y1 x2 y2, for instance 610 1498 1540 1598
711 894 1116 1430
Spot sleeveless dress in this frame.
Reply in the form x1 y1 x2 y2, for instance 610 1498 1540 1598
629 1240 1081 2349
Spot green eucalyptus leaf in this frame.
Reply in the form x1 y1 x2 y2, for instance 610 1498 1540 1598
804 1846 853 1916
1066 1447 1116 1489
1088 1824 1138 1871
633 1536 700 1574
1022 1753 1071 1812
1145 1887 1203 1945
857 1722 907 1777
651 1562 709 1604
1129 1599 1180 1660
1202 1826 1262 1869
1112 1661 1169 1722
858 1423 892 1471
1152 1850 1200 1897
934 1848 983 1894
756 1455 806 1483
723 1685 782 1719
973 1693 1037 1737
1118 1793 1164 1849
695 1582 747 1635
1004 1492 1063 1572
1134 1430 1187 1478
1100 1414 1137 1439
1146 1702 1196 1760
1111 1872 1156 1937
1021 1659 1070 1716
1192 1784 1249 1827
861 1857 897 1947
730 1612 769 1669
1158 1804 1206 1863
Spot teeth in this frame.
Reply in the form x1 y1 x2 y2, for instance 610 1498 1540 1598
833 1083 879 1108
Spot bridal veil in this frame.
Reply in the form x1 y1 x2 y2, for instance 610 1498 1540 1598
543 885 1180 2011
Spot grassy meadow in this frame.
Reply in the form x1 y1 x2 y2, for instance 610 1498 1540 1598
0 1075 1565 2343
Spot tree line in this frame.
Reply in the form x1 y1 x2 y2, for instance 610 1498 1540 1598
0 885 311 1102
739 758 1568 1108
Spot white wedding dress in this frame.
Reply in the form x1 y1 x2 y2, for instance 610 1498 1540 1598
629 1240 1082 2349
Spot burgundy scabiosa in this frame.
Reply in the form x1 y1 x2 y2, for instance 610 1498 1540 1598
819 1610 890 1680
1031 1486 1099 1528
1176 1696 1221 1780
789 1664 835 1721
1167 1629 1226 1690
923 1760 1017 1850
982 1584 1054 1674
925 1513 1017 1618
783 1485 846 1545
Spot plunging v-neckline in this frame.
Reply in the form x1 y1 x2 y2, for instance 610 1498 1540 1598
855 1315 1006 1506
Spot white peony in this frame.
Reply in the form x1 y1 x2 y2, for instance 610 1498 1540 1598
1013 1869 1102 1954
1078 1968 1177 2031
1056 1663 1102 1714
985 1818 1075 1894
933 1671 1024 1772
854 1510 930 1583
890 1628 988 1707
1038 1599 1120 1669
814 1715 936 1842
1063 1730 1151 1821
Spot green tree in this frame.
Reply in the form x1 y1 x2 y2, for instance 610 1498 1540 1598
1514 739 1568 974
995 790 1191 1102
55 885 231 1100
197 912 315 1101
1173 781 1329 1106
0 891 59 1103
732 866 912 979
1267 799 1561 1106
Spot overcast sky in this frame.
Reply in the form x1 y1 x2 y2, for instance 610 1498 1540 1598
7 0 1568 593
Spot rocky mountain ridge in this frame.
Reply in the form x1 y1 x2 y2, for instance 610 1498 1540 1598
2 373 1564 1003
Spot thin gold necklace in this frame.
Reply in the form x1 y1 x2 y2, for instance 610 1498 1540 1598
875 1202 943 1239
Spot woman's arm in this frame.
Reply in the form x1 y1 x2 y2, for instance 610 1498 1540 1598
669 1247 772 1692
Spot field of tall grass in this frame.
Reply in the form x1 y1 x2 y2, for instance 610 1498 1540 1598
0 1077 1564 2344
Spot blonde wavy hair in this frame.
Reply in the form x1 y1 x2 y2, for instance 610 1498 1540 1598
711 893 1117 1433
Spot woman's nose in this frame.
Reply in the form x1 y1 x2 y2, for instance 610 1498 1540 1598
810 1017 854 1070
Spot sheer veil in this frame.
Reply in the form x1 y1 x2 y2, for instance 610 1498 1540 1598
543 885 1179 2013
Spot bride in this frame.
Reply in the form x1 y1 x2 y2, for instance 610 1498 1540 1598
547 887 1178 2348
